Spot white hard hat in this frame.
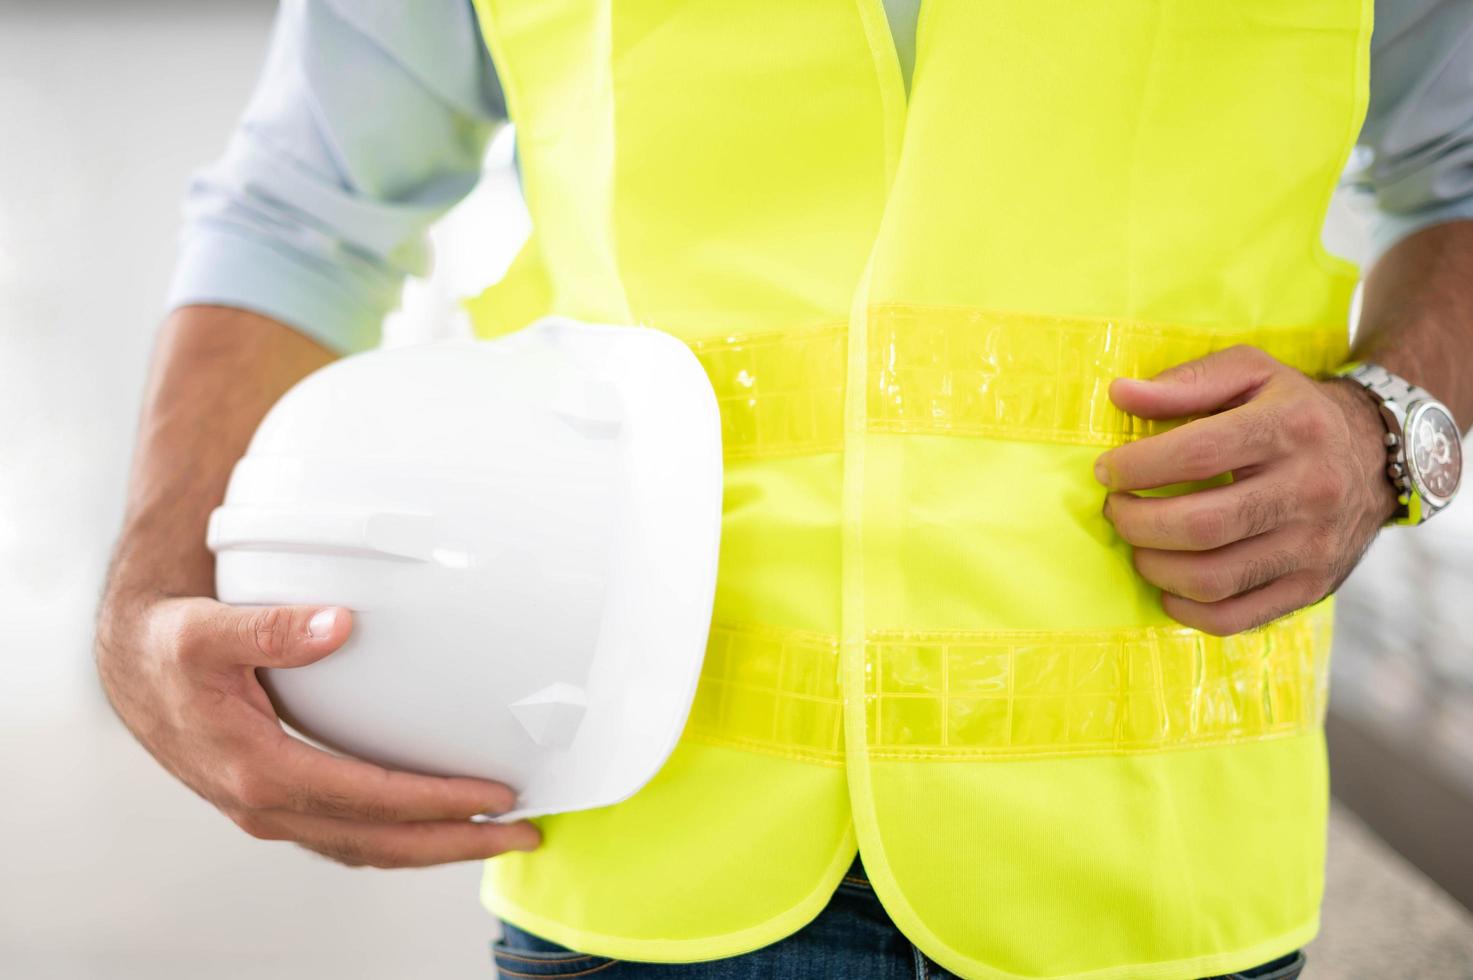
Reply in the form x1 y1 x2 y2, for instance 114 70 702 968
208 318 723 819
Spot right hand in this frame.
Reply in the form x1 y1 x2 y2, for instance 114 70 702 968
96 594 540 868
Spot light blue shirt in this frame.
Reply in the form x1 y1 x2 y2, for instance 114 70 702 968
168 0 1473 355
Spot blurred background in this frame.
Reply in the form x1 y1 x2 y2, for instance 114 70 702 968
1 2 1471 978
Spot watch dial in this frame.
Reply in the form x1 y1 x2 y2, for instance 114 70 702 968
1409 405 1462 503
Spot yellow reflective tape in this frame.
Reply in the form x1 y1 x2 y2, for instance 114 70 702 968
688 326 848 460
683 622 845 764
863 606 1331 761
869 304 1348 447
687 307 1349 458
682 607 1330 764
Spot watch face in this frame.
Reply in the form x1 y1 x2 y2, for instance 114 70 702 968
1406 402 1462 506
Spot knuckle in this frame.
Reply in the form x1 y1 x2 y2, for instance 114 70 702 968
1182 507 1226 549
1165 596 1233 636
1143 506 1174 545
222 766 280 812
239 607 290 662
1182 434 1223 476
1232 344 1274 369
1207 602 1257 636
1301 574 1333 607
162 608 209 667
1286 402 1332 444
1259 581 1321 631
341 839 403 869
1196 617 1238 638
1132 548 1170 590
368 851 412 870
230 809 282 841
307 839 372 868
1237 615 1272 635
1105 449 1137 487
1173 359 1210 387
1302 574 1332 607
1186 565 1233 603
1296 468 1342 511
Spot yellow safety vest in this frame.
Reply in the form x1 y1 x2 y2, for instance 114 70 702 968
465 2 1372 977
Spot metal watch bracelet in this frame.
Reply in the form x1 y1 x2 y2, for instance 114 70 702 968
1334 361 1462 525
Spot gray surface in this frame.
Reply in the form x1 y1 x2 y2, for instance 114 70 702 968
1327 707 1473 913
1314 807 1473 979
2 2 1472 978
0 717 493 980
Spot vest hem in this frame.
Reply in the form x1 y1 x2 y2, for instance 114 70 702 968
849 791 1323 980
478 825 858 964
910 916 1320 980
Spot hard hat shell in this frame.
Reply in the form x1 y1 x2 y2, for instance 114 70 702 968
208 318 723 819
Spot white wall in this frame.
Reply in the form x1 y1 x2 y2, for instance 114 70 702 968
0 5 520 977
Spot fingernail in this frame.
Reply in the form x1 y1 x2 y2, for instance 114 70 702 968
308 608 338 638
1110 377 1136 393
1094 456 1111 486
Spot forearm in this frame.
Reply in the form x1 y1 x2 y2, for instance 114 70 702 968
104 306 334 610
1353 219 1473 430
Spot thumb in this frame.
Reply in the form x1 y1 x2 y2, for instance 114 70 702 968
1109 344 1278 421
211 602 353 669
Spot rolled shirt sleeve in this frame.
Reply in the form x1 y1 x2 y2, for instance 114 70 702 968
1353 0 1473 261
167 0 505 353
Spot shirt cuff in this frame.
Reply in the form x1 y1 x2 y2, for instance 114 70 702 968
166 223 391 355
1370 198 1473 265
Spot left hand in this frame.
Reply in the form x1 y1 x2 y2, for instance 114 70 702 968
1096 344 1400 636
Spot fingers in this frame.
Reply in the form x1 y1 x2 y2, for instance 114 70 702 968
157 597 520 824
1095 400 1284 490
1104 478 1293 551
263 734 520 822
164 598 353 672
204 723 519 824
1107 344 1278 421
1131 530 1301 605
1160 574 1323 637
127 597 532 869
1100 348 1384 636
231 808 541 869
1097 345 1299 491
204 717 524 851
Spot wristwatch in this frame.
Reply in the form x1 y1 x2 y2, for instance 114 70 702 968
1335 362 1462 525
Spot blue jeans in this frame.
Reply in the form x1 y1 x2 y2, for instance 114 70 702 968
491 858 1306 979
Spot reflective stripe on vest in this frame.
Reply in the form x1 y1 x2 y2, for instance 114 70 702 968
689 607 1331 765
693 308 1349 458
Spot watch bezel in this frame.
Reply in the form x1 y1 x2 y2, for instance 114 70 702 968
1403 400 1462 511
